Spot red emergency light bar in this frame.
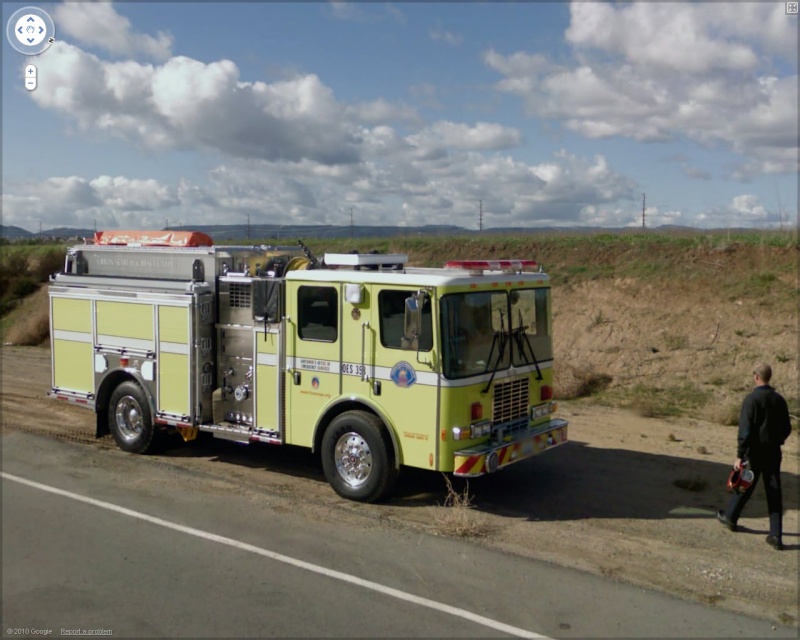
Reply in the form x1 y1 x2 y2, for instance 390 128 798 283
94 230 214 247
444 259 538 271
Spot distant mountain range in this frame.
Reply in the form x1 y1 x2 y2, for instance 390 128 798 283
1 223 468 241
0 222 743 241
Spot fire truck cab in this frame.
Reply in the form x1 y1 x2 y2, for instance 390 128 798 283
48 231 567 502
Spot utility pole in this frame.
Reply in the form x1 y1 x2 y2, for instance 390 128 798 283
247 214 251 240
350 208 354 240
642 193 646 229
479 200 483 232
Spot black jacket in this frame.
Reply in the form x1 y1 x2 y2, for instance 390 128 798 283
737 385 792 465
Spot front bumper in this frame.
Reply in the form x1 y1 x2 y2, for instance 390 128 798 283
453 418 568 477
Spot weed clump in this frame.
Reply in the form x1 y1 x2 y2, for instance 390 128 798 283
433 475 488 538
554 363 612 399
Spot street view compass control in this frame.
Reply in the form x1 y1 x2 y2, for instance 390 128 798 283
6 6 55 56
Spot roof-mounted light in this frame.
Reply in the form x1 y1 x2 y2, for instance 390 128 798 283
93 230 214 247
324 253 407 268
444 259 537 272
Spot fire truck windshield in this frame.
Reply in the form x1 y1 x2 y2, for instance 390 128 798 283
440 288 552 380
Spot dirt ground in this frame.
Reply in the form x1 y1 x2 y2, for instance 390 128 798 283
1 345 797 628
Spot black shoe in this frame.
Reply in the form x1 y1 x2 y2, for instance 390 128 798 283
766 535 784 550
716 510 737 532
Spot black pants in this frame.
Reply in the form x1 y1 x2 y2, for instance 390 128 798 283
724 463 783 537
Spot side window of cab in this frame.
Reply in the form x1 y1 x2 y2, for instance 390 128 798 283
378 289 432 351
298 285 338 342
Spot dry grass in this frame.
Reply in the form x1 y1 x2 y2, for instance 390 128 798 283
554 363 613 400
703 399 741 427
432 475 488 538
3 287 49 346
778 612 796 626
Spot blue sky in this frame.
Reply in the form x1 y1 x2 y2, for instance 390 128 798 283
2 1 797 232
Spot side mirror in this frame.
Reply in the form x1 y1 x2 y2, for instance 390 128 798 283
402 291 425 350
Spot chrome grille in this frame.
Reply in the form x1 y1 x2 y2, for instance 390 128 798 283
229 282 251 308
492 377 530 425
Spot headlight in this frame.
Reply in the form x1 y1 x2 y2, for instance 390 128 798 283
530 402 557 420
452 420 492 440
471 420 492 438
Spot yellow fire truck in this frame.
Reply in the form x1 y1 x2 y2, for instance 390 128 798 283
48 230 567 502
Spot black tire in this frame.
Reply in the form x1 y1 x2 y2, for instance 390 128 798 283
108 381 160 454
321 410 397 503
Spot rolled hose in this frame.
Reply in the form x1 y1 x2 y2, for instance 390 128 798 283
284 256 311 271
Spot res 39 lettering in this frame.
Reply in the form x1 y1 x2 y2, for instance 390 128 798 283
341 363 365 376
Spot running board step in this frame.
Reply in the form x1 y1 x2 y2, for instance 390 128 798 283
199 422 252 443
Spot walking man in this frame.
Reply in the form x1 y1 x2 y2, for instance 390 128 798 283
717 363 792 549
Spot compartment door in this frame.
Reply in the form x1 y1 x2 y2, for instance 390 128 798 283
50 296 94 394
285 282 341 447
157 304 190 417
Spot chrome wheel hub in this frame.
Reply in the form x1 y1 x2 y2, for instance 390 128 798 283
334 432 372 487
114 395 143 442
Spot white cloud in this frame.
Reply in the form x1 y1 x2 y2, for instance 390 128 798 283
408 83 444 110
328 1 406 24
328 2 363 21
346 99 420 125
31 43 362 165
729 194 768 219
384 4 407 25
694 194 786 228
408 122 522 152
54 1 173 60
665 155 712 181
485 1 799 179
2 145 639 231
90 176 179 211
8 157 791 232
565 3 759 73
1 175 178 230
429 28 463 47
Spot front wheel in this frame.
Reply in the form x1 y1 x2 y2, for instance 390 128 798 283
321 411 397 503
108 381 160 454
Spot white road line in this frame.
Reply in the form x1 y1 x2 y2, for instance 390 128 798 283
2 471 551 639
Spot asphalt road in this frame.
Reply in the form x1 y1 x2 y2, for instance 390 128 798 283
1 431 791 639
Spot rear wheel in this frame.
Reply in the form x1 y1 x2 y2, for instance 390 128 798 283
108 381 160 454
321 411 397 502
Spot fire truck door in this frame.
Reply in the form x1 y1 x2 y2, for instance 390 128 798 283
285 283 341 447
365 286 439 471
